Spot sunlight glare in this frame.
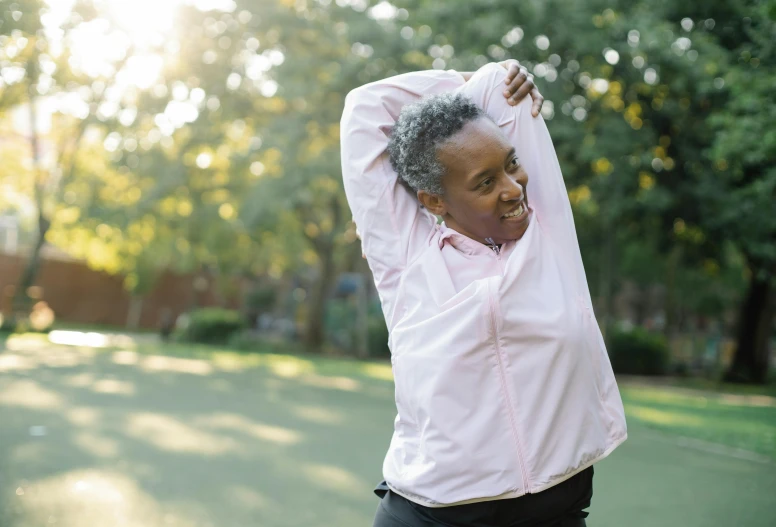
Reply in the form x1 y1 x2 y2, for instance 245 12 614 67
118 55 165 90
48 330 109 348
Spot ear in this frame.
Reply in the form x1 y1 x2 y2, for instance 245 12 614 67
417 190 446 216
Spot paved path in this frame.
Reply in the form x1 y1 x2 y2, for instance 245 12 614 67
1 338 774 527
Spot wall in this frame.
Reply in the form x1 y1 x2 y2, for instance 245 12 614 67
0 251 239 330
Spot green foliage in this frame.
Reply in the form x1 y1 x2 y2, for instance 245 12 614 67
368 314 390 358
609 325 670 375
179 307 247 345
245 285 277 314
0 314 16 334
1 0 772 372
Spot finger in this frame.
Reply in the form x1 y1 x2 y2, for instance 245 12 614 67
509 77 534 106
505 68 530 99
530 87 544 117
503 60 521 83
504 69 534 103
503 68 529 102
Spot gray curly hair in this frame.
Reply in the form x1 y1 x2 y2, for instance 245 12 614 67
388 92 486 195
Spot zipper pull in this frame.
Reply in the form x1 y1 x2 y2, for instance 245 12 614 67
485 237 500 255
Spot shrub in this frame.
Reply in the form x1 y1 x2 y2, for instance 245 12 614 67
179 307 246 345
0 313 16 334
608 326 669 376
368 315 390 358
245 286 277 317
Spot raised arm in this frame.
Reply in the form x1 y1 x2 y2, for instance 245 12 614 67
456 63 593 304
340 70 464 314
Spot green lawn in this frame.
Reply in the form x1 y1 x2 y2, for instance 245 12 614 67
1 332 775 527
620 382 776 460
128 336 776 461
8 331 776 459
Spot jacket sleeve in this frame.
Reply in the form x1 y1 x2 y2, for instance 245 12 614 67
340 70 465 318
456 63 594 306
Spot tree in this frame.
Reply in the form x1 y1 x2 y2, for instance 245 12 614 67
708 2 775 382
395 0 774 381
0 0 137 319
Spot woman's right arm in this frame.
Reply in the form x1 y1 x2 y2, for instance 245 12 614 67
340 70 464 298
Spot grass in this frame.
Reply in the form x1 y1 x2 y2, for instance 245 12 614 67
3 330 397 385
2 330 775 527
144 339 776 460
6 330 774 458
619 382 776 459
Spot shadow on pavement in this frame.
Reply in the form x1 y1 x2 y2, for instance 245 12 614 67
0 336 396 527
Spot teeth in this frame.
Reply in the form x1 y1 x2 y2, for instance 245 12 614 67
503 204 524 218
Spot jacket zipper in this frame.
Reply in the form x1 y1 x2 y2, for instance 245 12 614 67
487 280 531 493
486 239 505 274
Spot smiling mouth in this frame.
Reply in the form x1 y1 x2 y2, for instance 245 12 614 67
501 201 527 219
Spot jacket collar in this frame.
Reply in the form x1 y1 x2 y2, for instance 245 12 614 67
437 222 512 256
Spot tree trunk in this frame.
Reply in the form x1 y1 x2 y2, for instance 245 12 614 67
724 271 774 384
11 211 50 317
303 241 336 353
663 247 681 338
12 65 49 318
126 295 144 330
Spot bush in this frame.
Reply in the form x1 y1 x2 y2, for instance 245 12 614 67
178 307 246 345
608 326 669 376
0 313 16 334
368 315 390 358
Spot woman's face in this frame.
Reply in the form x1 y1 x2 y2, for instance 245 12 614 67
418 116 530 245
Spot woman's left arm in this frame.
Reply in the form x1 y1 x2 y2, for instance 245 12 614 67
461 60 544 115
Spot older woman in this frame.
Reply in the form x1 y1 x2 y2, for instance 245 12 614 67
340 61 627 527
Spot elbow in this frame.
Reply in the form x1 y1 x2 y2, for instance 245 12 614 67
343 85 369 114
341 88 365 131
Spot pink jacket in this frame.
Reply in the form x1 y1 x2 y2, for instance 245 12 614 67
340 63 627 507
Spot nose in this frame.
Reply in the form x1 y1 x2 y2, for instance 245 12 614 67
499 177 524 202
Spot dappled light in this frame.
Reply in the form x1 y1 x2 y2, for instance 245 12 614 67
4 337 96 368
125 412 237 455
290 404 345 426
1 333 774 526
223 484 270 512
196 413 303 445
49 330 140 349
92 378 136 396
261 354 316 379
65 407 102 427
209 352 262 372
73 431 120 458
49 330 109 348
10 442 50 465
112 350 140 365
303 463 368 495
0 379 65 410
5 334 52 352
625 404 705 427
8 470 189 527
298 374 361 392
718 394 776 409
359 362 393 382
0 352 37 372
139 355 213 376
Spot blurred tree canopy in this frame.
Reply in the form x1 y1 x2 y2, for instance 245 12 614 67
0 0 773 379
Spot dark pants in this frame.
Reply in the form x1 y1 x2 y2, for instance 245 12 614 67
373 467 593 527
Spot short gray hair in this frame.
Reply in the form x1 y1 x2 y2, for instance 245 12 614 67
388 92 485 195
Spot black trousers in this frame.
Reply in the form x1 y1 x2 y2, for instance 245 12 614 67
372 467 593 527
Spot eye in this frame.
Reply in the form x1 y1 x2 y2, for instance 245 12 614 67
509 157 520 169
479 177 494 189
